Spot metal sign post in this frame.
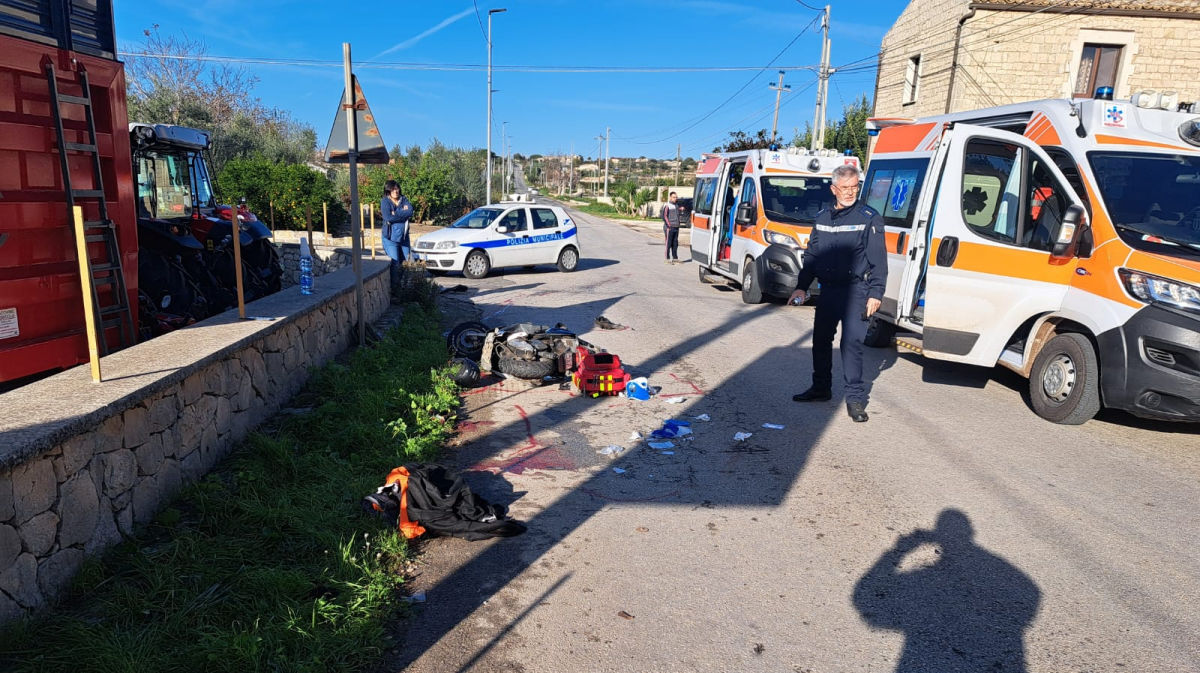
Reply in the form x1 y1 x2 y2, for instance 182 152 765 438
342 43 365 346
324 44 387 346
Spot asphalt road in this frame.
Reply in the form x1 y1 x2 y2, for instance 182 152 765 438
391 201 1200 673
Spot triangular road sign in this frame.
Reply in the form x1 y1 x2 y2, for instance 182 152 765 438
324 74 389 164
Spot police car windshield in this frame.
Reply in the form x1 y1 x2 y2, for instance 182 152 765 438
1089 152 1200 253
761 176 834 224
451 207 503 229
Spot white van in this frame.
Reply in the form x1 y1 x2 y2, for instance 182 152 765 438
856 91 1200 423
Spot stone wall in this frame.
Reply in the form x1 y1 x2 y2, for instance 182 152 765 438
276 242 355 289
874 3 1200 119
0 261 391 623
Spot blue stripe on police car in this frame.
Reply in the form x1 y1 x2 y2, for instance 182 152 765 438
471 226 578 249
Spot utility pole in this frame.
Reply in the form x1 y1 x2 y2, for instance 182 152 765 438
674 143 681 186
603 126 611 198
769 70 791 144
501 121 508 195
569 141 575 194
485 8 506 202
811 5 833 150
594 135 603 196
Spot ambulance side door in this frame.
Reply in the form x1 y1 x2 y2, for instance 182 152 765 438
861 155 934 323
690 175 718 266
914 124 1084 364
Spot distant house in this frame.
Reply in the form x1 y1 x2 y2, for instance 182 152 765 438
873 0 1200 119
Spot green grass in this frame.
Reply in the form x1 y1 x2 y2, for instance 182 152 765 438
0 302 460 673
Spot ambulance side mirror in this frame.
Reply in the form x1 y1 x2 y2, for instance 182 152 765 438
1051 204 1089 260
736 202 755 225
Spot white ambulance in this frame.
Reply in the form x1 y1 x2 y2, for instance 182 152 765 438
690 147 861 303
859 90 1200 424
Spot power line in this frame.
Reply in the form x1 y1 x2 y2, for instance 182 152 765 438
471 1 489 44
117 52 822 73
623 14 822 145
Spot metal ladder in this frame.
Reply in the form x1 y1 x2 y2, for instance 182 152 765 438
45 60 135 354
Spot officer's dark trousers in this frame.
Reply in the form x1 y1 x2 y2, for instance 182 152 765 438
664 226 679 259
811 281 869 404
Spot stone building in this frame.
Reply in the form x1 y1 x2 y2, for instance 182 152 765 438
873 0 1200 120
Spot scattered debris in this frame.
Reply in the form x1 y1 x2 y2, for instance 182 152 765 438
594 315 627 330
626 377 651 400
664 397 686 404
629 431 643 441
617 610 635 620
753 643 765 655
734 432 753 441
762 423 785 430
650 419 692 439
693 413 711 422
636 526 650 533
648 441 675 450
660 450 675 455
598 445 625 456
402 591 427 604
612 467 627 474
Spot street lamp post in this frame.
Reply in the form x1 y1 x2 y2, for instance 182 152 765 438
486 8 506 203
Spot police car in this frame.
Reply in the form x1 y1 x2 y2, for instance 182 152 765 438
412 202 581 279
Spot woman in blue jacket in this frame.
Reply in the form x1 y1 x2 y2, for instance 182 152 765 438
380 179 414 289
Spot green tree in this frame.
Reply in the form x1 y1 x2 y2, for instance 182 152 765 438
714 129 774 152
218 158 342 231
126 26 315 174
790 96 873 160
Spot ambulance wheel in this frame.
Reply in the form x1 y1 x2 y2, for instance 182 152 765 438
741 261 763 304
557 246 579 272
698 265 713 284
463 250 491 279
863 316 896 348
1029 332 1101 425
497 355 555 380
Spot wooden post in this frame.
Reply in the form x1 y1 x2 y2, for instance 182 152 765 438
232 209 246 319
369 203 376 260
305 204 314 248
269 200 275 231
322 201 329 242
72 206 102 382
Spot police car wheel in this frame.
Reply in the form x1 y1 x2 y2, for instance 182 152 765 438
1029 332 1101 425
741 262 763 304
557 246 579 272
463 250 491 279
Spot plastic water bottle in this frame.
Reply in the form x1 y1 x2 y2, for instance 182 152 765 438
299 236 314 295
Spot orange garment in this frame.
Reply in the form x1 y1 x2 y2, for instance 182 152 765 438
384 466 427 539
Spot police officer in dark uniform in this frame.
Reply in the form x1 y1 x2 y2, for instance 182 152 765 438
788 164 888 422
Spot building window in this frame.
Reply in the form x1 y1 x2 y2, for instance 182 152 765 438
1074 43 1122 97
903 55 921 105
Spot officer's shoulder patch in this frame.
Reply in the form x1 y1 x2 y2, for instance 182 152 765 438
860 205 879 217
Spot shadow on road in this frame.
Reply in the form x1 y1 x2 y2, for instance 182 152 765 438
853 509 1041 673
388 282 921 670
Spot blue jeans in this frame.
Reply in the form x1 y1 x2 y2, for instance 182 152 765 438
382 237 405 288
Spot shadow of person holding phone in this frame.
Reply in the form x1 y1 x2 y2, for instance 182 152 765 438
852 509 1041 672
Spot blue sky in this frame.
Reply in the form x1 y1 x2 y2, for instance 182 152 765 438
114 0 911 160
